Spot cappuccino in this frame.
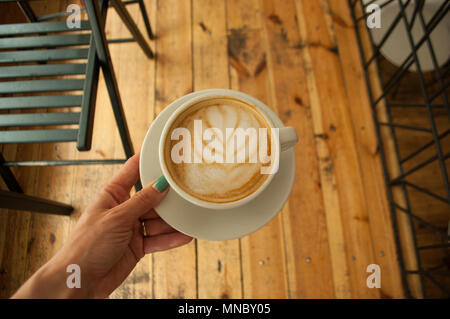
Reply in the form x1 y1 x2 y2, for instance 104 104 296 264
164 98 273 203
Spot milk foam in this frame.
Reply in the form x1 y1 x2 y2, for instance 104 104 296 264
165 98 271 203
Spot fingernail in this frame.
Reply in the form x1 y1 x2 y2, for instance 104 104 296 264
153 175 169 192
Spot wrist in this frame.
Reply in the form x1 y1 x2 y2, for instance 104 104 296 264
42 257 91 298
12 248 93 299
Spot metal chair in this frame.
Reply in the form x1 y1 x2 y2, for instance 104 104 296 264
0 0 154 214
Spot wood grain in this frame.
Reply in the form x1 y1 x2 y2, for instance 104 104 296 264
106 0 156 298
152 0 197 299
260 0 338 298
328 0 404 299
295 0 379 298
348 2 423 298
192 0 243 299
0 0 416 299
227 0 288 299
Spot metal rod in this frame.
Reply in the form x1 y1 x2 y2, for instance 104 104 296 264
371 1 450 107
356 0 395 23
85 0 142 191
0 153 23 192
407 270 450 276
390 154 439 185
351 0 431 297
429 80 450 105
394 203 450 239
388 103 445 108
397 0 450 203
417 6 450 116
138 0 154 40
18 1 38 22
108 38 136 43
400 129 449 164
418 243 450 250
422 272 450 297
38 8 87 22
403 181 449 204
364 0 410 67
109 0 154 58
377 122 432 133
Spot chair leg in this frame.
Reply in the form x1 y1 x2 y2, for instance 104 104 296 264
86 0 142 191
17 2 38 22
0 153 23 193
103 67 143 191
109 0 154 59
0 190 73 215
138 0 154 40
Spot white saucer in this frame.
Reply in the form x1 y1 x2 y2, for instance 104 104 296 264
139 89 296 241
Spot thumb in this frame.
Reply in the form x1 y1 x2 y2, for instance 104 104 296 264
118 176 170 219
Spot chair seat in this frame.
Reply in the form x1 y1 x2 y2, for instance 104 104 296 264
0 20 99 150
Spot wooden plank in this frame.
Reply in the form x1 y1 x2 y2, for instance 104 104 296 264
1 0 433 299
192 0 243 299
328 0 404 299
0 2 25 25
260 0 339 298
0 205 8 293
0 122 39 296
106 0 156 299
294 0 379 298
0 146 34 298
226 0 288 299
351 2 423 298
153 0 197 299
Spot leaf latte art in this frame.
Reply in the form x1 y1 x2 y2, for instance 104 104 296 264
164 98 276 203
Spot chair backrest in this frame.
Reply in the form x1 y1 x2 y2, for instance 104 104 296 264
0 11 100 151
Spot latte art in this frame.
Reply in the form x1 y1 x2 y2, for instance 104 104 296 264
164 98 274 203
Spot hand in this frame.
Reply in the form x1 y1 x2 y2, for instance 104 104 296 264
12 154 192 299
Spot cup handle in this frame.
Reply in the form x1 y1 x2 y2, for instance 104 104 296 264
279 127 298 152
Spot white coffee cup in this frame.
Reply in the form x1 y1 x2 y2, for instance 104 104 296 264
158 90 298 210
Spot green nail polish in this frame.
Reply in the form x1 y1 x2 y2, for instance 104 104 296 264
153 175 169 192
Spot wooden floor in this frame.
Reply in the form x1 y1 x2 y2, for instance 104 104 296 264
0 0 408 298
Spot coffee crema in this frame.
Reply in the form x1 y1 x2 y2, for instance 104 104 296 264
164 98 273 204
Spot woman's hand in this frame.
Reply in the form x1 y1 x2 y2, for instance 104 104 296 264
12 154 192 299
